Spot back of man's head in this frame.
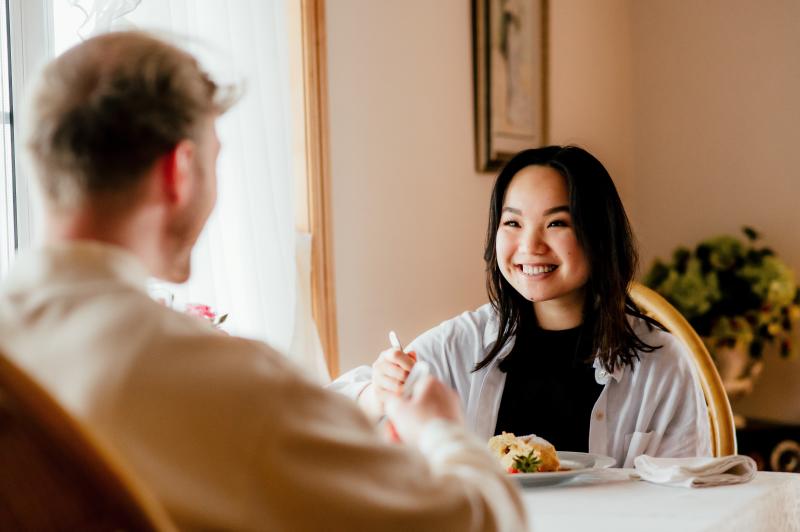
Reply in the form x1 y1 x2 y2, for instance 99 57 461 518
26 31 235 209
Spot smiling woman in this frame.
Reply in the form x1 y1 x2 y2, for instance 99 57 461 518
331 145 713 468
494 164 590 328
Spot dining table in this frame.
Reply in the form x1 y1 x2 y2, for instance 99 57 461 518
520 467 800 531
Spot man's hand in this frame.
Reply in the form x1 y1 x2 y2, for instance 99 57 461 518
384 375 463 446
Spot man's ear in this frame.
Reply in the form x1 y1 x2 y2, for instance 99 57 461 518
161 140 195 205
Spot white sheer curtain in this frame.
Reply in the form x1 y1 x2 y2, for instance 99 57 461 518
55 0 328 382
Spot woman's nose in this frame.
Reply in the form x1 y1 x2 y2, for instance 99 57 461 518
521 227 548 254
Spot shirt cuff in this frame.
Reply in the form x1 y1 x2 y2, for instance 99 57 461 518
417 418 490 463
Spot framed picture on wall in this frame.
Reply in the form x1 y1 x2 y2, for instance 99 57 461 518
473 0 547 172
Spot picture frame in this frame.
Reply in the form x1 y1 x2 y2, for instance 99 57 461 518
473 0 548 172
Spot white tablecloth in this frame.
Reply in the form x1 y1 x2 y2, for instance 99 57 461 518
522 469 800 531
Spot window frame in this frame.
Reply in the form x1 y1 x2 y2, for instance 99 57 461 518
6 0 52 254
300 0 339 377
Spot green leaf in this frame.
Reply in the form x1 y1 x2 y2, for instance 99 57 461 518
742 226 759 241
511 451 542 473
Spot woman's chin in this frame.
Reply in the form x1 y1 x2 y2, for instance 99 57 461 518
516 288 553 303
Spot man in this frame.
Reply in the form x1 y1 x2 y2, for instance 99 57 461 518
0 32 525 530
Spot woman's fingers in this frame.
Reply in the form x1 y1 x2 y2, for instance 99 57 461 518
374 373 404 395
374 358 408 382
372 348 415 385
370 347 420 407
380 348 416 372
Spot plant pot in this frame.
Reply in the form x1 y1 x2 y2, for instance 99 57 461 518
710 341 764 428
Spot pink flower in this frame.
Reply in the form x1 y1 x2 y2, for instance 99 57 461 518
184 303 229 329
185 303 216 320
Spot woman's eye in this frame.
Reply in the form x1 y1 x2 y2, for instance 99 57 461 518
547 219 569 228
502 220 520 228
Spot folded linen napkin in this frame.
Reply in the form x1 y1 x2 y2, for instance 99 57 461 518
633 455 757 488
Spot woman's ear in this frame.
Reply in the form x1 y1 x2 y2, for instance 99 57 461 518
160 139 195 205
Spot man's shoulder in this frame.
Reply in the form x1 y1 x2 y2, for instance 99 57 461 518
141 310 299 381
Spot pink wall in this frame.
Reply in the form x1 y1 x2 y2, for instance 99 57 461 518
548 0 635 207
629 0 800 422
326 0 492 369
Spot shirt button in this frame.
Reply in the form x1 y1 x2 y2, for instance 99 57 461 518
596 411 605 421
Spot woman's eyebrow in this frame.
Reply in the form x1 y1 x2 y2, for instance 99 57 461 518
501 206 522 215
543 205 569 216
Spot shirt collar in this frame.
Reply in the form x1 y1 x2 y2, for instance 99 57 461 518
592 357 625 384
484 308 501 349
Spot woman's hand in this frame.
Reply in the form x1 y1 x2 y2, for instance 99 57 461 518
358 347 417 418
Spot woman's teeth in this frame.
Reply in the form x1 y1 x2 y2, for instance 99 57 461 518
521 264 556 275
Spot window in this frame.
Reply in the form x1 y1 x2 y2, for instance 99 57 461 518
0 0 15 276
1 0 338 378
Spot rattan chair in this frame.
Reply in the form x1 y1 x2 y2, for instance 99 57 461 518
629 282 737 457
0 351 177 531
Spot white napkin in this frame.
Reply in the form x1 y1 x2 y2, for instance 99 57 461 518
633 455 757 488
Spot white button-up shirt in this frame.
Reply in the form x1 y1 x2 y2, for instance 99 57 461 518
331 303 712 467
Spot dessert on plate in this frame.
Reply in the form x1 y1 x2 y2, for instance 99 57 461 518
488 432 560 473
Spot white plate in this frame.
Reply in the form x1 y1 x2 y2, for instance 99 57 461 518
510 451 615 487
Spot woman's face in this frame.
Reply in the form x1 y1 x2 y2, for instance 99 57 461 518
495 165 590 312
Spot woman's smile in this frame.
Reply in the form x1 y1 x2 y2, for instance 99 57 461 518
517 263 558 276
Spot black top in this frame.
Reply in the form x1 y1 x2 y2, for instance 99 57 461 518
493 323 603 452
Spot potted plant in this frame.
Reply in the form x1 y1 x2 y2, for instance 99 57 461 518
644 227 800 412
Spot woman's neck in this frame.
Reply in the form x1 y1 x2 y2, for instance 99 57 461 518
532 291 585 330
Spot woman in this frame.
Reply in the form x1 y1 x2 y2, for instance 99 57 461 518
331 146 710 467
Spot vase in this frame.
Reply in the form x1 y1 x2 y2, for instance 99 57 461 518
710 341 764 429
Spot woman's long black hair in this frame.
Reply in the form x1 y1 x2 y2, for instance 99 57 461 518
475 145 659 372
